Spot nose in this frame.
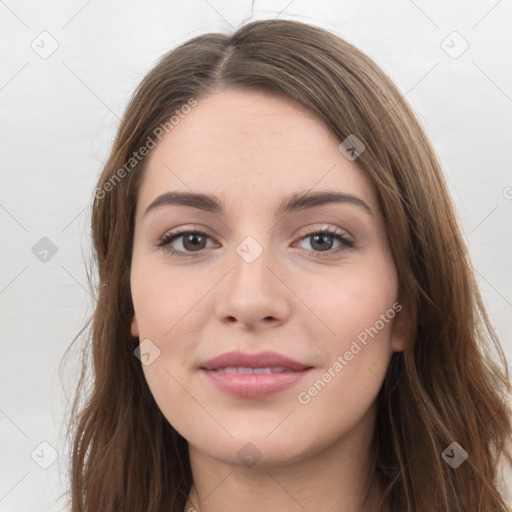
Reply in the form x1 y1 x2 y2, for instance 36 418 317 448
214 240 291 331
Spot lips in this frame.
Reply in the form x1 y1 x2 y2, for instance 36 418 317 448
200 350 310 372
199 350 313 399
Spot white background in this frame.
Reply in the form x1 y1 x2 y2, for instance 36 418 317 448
1 1 511 510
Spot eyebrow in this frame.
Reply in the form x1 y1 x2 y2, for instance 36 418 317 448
143 190 374 217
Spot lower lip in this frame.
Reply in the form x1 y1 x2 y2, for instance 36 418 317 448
200 368 313 399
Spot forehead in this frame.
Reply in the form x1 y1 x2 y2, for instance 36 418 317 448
137 89 377 216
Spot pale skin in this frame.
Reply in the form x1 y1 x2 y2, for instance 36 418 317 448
130 88 405 512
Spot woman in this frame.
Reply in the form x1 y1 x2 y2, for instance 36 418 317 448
62 19 512 511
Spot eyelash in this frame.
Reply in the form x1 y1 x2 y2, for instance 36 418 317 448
155 225 354 259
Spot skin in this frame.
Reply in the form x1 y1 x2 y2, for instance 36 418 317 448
130 89 405 512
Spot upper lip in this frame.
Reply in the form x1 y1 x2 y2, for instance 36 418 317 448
200 350 311 371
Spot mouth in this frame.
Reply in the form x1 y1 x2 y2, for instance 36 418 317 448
199 351 313 399
209 366 297 374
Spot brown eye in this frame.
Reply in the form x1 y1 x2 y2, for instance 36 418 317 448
180 233 208 251
156 230 214 256
296 229 354 254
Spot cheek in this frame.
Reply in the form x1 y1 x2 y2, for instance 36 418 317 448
130 261 211 430
130 257 209 339
301 265 398 389
306 262 398 342
294 266 398 414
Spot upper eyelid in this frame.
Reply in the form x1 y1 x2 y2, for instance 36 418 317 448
159 224 351 238
295 224 352 240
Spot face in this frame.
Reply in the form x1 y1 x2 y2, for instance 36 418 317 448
130 88 404 468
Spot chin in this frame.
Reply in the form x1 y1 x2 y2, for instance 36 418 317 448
186 426 321 470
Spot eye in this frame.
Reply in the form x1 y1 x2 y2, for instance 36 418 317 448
155 228 216 257
295 227 354 256
155 226 354 258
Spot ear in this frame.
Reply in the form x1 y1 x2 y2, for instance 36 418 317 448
130 314 139 338
390 296 413 353
391 333 405 353
391 306 405 352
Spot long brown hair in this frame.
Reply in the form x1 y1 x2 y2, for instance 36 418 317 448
60 19 512 511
